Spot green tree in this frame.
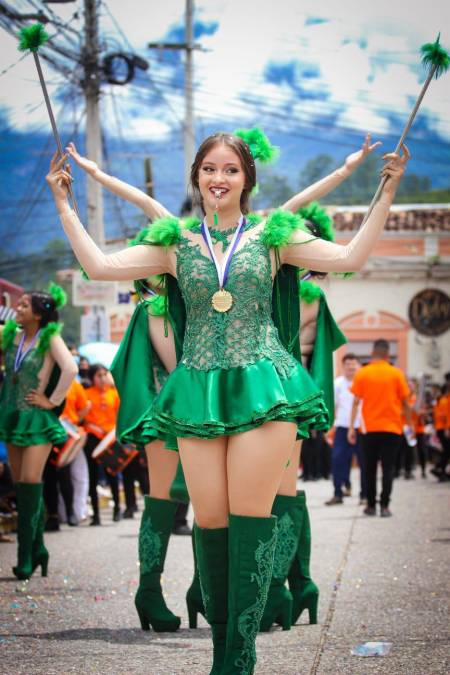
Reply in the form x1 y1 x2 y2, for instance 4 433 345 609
252 168 294 209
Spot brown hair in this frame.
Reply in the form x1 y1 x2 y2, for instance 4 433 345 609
342 352 359 363
190 133 256 214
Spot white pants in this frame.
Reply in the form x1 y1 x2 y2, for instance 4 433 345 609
70 449 90 521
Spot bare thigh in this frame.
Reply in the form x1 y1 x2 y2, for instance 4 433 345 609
178 436 229 528
145 440 179 500
278 440 302 496
227 421 297 517
7 444 22 482
148 316 177 373
18 444 52 483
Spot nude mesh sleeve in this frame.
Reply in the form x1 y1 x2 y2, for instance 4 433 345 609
47 336 79 406
281 198 392 272
59 208 170 280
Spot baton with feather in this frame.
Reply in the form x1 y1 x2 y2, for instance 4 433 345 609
18 23 80 217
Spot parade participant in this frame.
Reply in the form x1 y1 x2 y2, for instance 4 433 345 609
0 285 77 579
432 384 450 481
349 339 413 517
260 207 346 633
83 364 122 525
47 129 409 674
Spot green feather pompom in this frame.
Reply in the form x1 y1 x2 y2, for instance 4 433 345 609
262 209 309 248
36 321 62 355
299 279 322 304
146 294 166 317
18 23 49 54
130 217 182 247
297 201 335 242
234 127 279 164
246 212 263 227
1 319 18 351
421 34 450 79
48 282 67 309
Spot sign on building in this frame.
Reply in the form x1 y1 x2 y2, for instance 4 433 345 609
72 271 118 307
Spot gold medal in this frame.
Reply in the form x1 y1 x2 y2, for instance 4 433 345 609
212 289 233 313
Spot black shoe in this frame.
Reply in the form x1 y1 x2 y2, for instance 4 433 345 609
113 506 121 522
172 523 192 536
122 507 134 519
90 514 101 526
325 496 343 505
380 507 393 517
67 514 79 527
45 516 60 532
363 506 376 516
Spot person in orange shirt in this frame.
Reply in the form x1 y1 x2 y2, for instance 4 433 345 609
432 380 450 481
43 377 91 530
83 364 121 525
348 339 413 517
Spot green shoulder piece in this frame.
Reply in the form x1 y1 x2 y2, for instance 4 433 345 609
297 201 335 242
111 303 157 442
1 319 18 351
36 322 62 355
130 216 183 248
309 294 347 422
261 209 310 248
299 279 323 304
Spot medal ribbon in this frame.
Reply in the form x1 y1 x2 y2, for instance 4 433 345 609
14 330 41 373
201 216 246 288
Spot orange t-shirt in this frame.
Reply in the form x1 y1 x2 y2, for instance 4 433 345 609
406 394 425 434
351 360 410 434
83 385 120 438
62 379 89 425
433 396 448 431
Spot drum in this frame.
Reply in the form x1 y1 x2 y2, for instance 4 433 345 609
91 428 139 477
51 418 87 468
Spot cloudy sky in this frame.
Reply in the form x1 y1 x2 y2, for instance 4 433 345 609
1 0 449 142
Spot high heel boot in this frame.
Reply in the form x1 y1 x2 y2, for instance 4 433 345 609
185 526 206 628
32 494 49 576
134 496 181 632
260 494 304 631
13 482 43 580
287 491 319 624
221 514 277 675
195 524 228 675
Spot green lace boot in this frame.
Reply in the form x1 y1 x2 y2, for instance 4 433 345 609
221 514 278 675
195 524 228 675
169 460 190 504
134 496 181 632
287 491 319 625
32 495 49 577
260 495 304 631
186 526 206 628
13 482 43 580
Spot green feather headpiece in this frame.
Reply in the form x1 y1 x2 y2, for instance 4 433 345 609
421 34 450 79
234 127 279 164
48 282 67 309
18 23 49 54
297 201 335 242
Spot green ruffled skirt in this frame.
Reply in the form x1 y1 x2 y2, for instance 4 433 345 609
0 406 67 447
139 357 329 443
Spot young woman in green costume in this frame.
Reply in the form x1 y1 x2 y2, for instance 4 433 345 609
0 286 78 580
48 131 409 675
65 134 377 638
260 204 347 633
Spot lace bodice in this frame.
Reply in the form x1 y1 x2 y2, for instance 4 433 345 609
175 229 296 376
2 345 44 411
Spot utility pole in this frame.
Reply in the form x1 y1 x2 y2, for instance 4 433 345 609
148 0 202 196
144 157 154 199
183 0 195 193
83 0 104 245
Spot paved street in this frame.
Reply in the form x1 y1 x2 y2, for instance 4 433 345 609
0 472 448 675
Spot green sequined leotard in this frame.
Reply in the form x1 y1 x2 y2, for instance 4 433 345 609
136 221 328 442
0 337 67 447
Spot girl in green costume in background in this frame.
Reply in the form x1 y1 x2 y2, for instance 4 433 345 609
0 285 78 580
48 129 409 674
